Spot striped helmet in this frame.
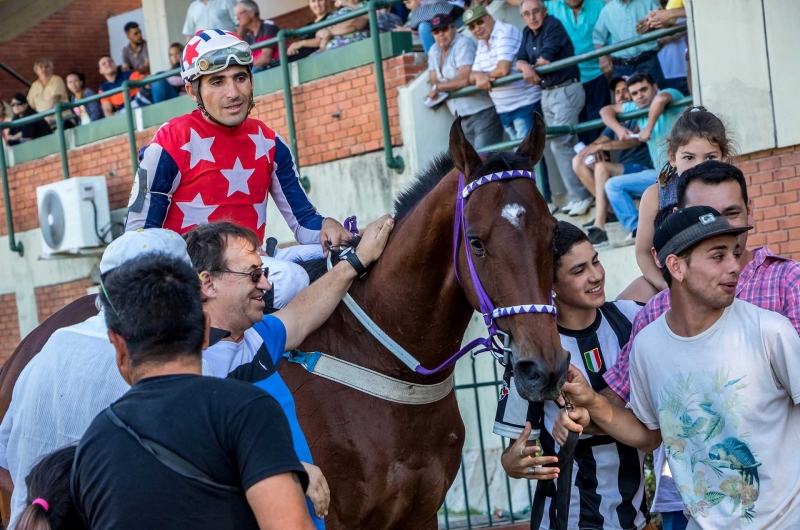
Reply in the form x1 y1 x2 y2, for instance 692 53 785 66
181 29 254 83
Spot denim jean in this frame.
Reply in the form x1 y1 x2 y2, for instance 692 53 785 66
661 512 689 530
419 21 435 53
151 79 179 104
499 102 536 141
604 168 657 233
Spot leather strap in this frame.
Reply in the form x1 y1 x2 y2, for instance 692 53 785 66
529 429 580 530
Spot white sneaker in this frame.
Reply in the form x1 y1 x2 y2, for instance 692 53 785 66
568 197 595 216
613 231 637 247
561 200 577 214
548 203 559 214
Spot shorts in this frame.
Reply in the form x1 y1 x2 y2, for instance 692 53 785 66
622 163 649 174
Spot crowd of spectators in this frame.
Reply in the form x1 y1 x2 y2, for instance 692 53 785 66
425 0 690 230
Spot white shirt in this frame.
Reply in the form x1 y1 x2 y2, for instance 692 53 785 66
472 20 540 113
629 299 800 530
0 313 214 528
182 0 238 36
428 34 494 117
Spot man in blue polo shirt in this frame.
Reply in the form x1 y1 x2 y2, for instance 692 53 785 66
185 216 393 529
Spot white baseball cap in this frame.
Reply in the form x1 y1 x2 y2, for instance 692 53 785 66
99 228 192 275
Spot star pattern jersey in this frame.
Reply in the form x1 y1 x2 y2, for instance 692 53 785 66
125 109 325 243
494 301 649 530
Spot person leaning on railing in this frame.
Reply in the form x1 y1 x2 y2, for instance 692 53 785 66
66 72 104 125
6 94 52 146
26 58 69 127
426 14 503 149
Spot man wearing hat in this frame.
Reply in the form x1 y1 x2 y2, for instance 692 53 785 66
0 229 216 528
427 13 503 149
465 5 541 141
559 204 800 528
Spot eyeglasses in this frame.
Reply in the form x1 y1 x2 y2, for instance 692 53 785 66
213 267 269 284
467 18 487 30
10 102 23 107
521 7 545 18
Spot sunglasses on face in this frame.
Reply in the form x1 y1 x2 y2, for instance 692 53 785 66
467 18 486 30
215 267 269 284
11 102 23 107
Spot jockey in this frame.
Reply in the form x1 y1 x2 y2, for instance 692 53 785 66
125 29 352 308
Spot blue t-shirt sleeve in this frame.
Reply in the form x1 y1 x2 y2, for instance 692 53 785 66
662 88 684 101
253 315 288 367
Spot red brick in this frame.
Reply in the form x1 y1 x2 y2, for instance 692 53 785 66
774 167 797 180
776 191 798 205
34 278 93 323
767 231 789 244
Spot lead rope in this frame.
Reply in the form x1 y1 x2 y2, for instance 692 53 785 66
530 393 579 530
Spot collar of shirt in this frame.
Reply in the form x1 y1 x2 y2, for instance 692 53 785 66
736 246 790 294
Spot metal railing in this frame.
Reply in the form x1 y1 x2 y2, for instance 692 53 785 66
0 15 688 261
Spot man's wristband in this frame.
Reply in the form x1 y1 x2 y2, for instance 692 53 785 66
339 247 368 277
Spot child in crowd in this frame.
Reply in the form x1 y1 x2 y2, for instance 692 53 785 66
15 446 86 530
619 106 735 302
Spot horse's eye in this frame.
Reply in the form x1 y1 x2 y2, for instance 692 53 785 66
469 237 485 255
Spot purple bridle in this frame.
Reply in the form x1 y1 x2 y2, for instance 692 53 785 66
340 169 557 376
416 169 557 375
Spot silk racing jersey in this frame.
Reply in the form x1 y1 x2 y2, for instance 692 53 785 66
125 109 324 243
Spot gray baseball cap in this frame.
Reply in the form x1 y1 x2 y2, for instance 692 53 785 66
99 228 192 275
653 205 751 266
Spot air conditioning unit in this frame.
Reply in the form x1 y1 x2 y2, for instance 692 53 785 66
36 177 111 256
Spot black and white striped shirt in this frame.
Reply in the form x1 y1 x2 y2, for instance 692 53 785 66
494 301 649 530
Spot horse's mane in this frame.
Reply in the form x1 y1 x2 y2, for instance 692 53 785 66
393 150 530 222
298 149 530 283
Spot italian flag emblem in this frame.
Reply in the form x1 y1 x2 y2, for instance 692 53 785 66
583 348 602 372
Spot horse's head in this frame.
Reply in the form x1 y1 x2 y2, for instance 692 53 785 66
450 114 568 402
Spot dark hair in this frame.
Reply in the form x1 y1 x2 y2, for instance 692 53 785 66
654 202 676 230
657 106 734 187
124 21 139 33
169 42 184 52
11 93 28 105
553 221 589 279
66 71 85 88
16 446 86 530
661 246 692 287
676 160 748 209
184 222 262 277
626 71 656 88
99 253 205 366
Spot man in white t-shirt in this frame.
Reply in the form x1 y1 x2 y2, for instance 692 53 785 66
464 5 541 140
560 205 800 529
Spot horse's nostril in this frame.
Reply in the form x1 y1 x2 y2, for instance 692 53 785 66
515 359 544 384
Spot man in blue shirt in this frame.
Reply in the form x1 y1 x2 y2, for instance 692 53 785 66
543 0 608 143
592 0 664 86
185 216 394 528
516 0 593 217
598 71 683 246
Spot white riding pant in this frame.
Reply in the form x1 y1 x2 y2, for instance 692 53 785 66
260 244 324 309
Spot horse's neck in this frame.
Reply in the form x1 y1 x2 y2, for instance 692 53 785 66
348 172 474 382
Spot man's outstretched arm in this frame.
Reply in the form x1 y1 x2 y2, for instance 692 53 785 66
275 215 394 350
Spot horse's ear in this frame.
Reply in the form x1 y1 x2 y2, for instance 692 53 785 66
449 117 482 179
515 111 546 166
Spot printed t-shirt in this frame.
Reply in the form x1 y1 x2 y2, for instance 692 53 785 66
628 299 800 529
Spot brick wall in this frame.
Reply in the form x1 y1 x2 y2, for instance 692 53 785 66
0 294 21 366
272 6 315 30
0 53 426 237
0 0 142 103
34 278 94 324
736 144 800 260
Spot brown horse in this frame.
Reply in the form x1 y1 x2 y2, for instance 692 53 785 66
0 115 566 528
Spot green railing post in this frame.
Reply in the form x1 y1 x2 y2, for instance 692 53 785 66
369 0 405 173
53 102 70 180
0 142 23 256
122 81 139 175
278 31 299 163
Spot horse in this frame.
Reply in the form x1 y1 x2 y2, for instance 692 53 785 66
0 114 567 528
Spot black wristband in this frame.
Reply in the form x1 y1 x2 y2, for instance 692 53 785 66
340 247 368 277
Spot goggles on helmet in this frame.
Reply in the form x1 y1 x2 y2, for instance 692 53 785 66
196 46 253 76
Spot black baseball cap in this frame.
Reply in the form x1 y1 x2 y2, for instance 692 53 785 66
430 14 454 30
653 206 751 266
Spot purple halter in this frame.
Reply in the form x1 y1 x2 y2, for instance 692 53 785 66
414 169 557 375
